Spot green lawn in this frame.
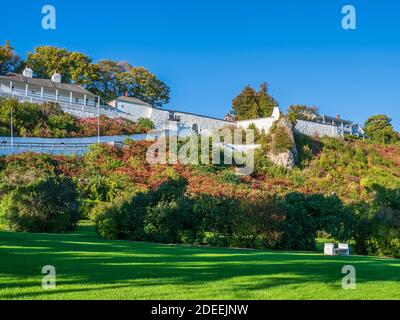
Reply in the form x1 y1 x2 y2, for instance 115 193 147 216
0 223 399 300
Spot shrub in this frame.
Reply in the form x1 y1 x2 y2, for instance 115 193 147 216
192 195 242 247
47 114 78 135
90 192 145 240
350 203 375 255
371 207 400 258
137 117 155 130
271 125 292 154
216 169 243 185
0 98 149 138
278 193 354 250
143 198 196 243
232 198 284 249
0 175 79 232
294 133 318 166
93 176 204 244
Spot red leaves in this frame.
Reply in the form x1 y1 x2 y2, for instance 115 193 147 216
76 116 148 137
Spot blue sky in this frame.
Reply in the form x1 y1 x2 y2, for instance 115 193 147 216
2 0 400 128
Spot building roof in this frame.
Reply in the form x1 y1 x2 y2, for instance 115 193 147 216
317 114 353 125
114 96 230 122
115 96 153 107
0 73 95 96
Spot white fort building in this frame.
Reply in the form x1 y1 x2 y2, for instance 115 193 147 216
0 67 363 138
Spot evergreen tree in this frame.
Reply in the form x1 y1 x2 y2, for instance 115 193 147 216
231 83 277 120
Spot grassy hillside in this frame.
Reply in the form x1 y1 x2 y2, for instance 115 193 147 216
0 222 399 300
1 135 400 256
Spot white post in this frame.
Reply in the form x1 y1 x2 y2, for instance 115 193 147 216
10 105 13 148
55 89 58 101
97 96 100 143
70 92 73 104
84 94 87 106
25 84 28 97
40 87 44 99
10 81 13 96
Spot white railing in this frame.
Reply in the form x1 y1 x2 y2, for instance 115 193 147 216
0 89 116 116
1 89 98 107
0 89 150 127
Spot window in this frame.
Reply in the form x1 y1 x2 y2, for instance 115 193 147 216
192 124 199 134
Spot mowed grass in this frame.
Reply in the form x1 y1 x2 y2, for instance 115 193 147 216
0 223 399 300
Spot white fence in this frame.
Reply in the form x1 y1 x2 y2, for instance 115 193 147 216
0 134 151 156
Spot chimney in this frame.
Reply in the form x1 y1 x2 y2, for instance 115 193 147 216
22 66 33 78
51 71 61 83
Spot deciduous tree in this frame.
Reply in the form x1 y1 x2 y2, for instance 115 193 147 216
26 46 98 85
90 60 170 106
364 114 398 144
0 40 22 73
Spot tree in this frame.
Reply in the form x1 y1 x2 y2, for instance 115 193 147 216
0 40 22 73
287 105 319 124
0 155 79 233
257 83 278 118
279 193 354 251
364 114 398 144
88 60 127 102
90 60 170 106
231 83 278 120
120 67 170 107
26 46 98 86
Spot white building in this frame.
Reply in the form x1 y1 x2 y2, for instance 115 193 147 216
0 68 281 136
108 96 280 135
0 66 100 109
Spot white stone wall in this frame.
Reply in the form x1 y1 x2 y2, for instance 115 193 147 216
149 108 232 134
62 108 98 119
294 119 341 138
236 107 280 132
116 101 152 120
66 97 280 136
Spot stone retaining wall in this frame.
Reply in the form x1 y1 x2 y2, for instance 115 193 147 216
294 119 341 138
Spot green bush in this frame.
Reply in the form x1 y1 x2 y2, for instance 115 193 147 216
137 117 155 130
93 176 204 244
231 198 284 249
0 175 79 232
216 169 243 185
278 193 354 250
371 207 400 258
192 195 242 247
90 192 145 240
271 126 292 154
144 198 195 243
